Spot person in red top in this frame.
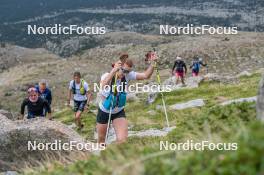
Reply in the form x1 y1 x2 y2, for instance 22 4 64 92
172 56 187 85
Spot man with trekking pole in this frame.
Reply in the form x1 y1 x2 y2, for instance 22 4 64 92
96 52 157 145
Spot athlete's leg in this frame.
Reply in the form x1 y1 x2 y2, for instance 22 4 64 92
181 75 185 85
112 118 128 144
75 111 82 127
175 72 180 85
74 100 86 128
96 108 111 144
97 123 108 144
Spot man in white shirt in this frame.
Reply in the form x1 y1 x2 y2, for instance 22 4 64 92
68 71 92 129
97 53 157 144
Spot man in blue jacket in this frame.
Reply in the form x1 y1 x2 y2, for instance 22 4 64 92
190 56 207 77
35 79 52 115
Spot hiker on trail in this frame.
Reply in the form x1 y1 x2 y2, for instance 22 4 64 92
20 87 52 120
172 56 187 85
35 79 52 115
190 56 207 77
97 53 157 144
67 72 92 129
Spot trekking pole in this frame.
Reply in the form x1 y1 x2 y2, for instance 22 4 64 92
105 73 118 144
152 49 170 128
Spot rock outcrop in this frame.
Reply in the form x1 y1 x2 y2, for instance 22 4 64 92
0 110 14 120
169 99 205 110
221 96 257 106
0 114 89 172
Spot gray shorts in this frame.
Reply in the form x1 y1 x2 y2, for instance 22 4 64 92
74 100 87 112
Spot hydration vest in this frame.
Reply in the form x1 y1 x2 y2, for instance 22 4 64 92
72 79 86 95
102 76 127 110
193 61 200 72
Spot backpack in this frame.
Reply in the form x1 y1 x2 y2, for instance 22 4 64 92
102 76 127 110
193 61 200 72
72 79 86 95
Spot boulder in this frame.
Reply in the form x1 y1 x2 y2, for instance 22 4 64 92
221 96 257 106
128 127 176 137
169 99 205 110
257 74 264 121
0 114 90 172
0 110 13 120
236 71 252 78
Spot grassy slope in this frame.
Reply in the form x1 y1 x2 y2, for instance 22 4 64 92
24 73 264 175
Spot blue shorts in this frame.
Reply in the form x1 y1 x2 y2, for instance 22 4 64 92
74 100 87 112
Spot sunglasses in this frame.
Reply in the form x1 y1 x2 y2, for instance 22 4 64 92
121 68 131 74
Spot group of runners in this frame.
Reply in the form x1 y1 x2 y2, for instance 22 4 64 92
20 52 207 144
172 55 207 85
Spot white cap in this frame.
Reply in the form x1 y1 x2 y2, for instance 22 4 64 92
176 56 182 60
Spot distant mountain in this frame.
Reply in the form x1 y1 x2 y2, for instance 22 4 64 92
0 0 263 56
1 0 263 23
